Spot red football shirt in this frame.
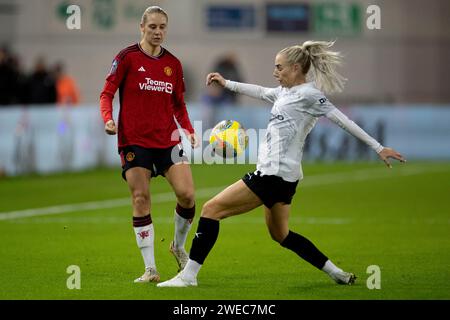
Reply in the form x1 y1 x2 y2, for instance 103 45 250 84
100 43 194 150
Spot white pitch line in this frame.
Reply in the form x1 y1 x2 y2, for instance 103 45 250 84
0 187 227 221
0 165 446 221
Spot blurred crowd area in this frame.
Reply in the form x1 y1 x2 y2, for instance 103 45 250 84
0 46 80 107
0 44 243 113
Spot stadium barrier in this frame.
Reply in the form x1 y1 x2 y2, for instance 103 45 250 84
0 104 449 176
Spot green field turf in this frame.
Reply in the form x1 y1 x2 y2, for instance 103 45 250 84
0 162 449 300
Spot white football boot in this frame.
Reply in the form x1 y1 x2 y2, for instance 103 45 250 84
157 272 197 288
169 241 189 272
330 271 357 285
134 268 160 283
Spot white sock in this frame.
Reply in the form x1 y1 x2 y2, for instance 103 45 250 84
322 260 343 276
174 210 193 249
182 259 202 280
134 223 156 271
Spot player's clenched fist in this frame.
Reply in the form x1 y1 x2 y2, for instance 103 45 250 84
105 119 117 135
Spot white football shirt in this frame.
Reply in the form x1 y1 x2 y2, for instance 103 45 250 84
225 80 383 182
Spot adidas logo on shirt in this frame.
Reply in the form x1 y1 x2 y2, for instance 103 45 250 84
138 66 146 72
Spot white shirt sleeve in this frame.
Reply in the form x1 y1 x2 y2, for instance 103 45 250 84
225 80 279 103
325 108 384 153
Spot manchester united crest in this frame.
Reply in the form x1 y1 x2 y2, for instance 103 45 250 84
126 152 135 162
164 66 173 76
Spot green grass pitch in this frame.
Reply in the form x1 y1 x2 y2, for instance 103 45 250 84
0 162 449 300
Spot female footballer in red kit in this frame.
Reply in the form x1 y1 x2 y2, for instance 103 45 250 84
99 6 198 283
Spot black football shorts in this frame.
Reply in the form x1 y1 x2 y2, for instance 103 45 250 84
119 144 188 180
242 171 299 209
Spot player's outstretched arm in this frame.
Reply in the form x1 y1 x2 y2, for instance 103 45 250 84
378 147 406 168
206 72 279 103
325 108 406 168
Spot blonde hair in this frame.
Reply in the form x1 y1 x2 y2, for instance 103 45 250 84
278 40 346 94
141 6 168 25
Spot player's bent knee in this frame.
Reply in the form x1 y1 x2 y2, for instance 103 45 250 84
201 199 222 220
269 232 283 243
268 228 288 244
176 189 195 208
132 191 149 207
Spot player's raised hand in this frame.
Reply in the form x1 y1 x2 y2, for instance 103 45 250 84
105 119 117 135
206 72 226 87
378 147 406 168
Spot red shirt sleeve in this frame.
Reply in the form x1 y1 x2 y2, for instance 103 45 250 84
99 54 129 124
173 61 194 135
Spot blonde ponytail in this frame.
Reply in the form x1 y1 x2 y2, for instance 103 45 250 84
279 40 346 94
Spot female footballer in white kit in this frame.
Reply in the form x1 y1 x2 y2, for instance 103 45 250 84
158 40 406 287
